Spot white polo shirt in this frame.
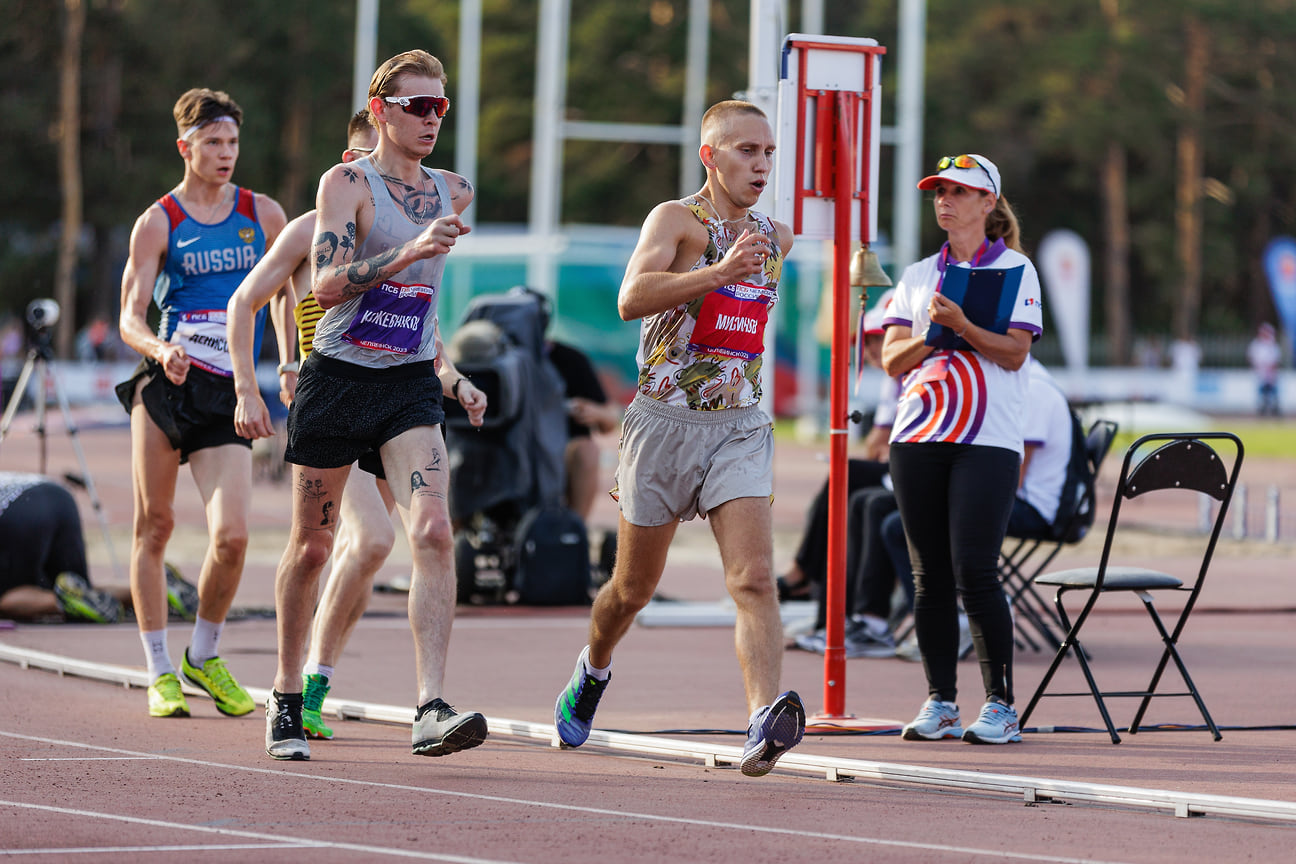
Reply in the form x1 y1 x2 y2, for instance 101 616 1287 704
883 244 1044 455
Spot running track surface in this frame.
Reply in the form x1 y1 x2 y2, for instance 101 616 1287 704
2 418 1295 862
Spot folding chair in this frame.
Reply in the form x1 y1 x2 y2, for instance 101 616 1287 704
999 419 1119 651
1019 432 1244 744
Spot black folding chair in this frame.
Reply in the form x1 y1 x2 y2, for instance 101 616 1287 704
999 419 1119 651
1019 432 1244 744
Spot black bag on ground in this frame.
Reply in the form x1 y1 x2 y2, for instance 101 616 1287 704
513 505 592 606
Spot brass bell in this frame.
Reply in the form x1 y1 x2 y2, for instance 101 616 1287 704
850 245 892 289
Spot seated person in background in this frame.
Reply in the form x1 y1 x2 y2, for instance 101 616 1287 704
547 339 621 522
778 290 897 602
1009 357 1073 538
795 358 1072 660
0 472 198 624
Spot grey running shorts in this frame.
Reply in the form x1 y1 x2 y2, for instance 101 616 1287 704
613 393 773 526
285 352 444 471
114 359 250 464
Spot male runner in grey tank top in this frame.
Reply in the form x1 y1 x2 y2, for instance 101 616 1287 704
263 49 489 761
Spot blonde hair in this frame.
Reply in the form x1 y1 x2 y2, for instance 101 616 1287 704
700 100 767 147
368 50 447 104
986 194 1022 253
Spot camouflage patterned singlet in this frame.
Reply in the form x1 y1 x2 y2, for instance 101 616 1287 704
633 197 782 411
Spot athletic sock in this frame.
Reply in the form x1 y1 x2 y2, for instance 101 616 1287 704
188 616 224 665
580 645 611 681
141 629 173 682
303 661 334 681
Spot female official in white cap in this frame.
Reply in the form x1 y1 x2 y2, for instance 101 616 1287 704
878 154 1043 744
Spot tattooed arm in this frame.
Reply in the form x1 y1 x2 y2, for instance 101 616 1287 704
310 161 472 310
440 170 476 217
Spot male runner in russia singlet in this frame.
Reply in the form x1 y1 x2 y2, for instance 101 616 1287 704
116 87 287 722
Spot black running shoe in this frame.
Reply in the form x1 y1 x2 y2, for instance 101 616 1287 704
411 698 488 757
265 690 310 761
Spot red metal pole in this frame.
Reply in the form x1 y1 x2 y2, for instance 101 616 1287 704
822 89 856 717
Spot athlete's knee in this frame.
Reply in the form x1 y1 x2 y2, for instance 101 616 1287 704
725 561 776 603
600 574 655 613
133 506 175 551
408 509 454 557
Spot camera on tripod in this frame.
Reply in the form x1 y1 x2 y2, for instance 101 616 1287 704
26 298 60 332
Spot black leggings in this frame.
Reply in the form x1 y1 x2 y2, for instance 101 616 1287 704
889 442 1019 705
0 482 88 595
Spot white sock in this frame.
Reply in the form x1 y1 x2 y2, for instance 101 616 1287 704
140 629 173 682
188 616 223 665
580 645 611 681
303 662 334 681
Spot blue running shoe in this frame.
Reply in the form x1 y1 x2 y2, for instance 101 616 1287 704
554 647 610 748
740 690 806 777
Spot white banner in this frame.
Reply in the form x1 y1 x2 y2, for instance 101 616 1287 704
1036 229 1091 374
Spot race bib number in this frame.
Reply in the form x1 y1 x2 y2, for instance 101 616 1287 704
688 281 774 361
341 281 434 354
171 309 232 376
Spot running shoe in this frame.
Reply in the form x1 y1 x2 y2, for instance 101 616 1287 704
180 650 255 716
164 562 200 621
553 648 611 748
844 617 897 659
301 672 334 740
900 698 963 741
792 629 826 654
53 572 122 624
961 698 1022 744
412 698 488 757
740 690 806 777
147 672 190 718
265 690 310 760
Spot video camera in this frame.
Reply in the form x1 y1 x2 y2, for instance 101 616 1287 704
26 298 60 332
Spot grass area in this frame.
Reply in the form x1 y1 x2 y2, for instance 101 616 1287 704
1113 418 1293 459
775 416 1293 459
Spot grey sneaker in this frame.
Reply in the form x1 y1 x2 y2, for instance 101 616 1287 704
961 698 1022 744
900 698 962 741
793 629 826 654
844 618 897 658
411 698 488 757
265 690 310 761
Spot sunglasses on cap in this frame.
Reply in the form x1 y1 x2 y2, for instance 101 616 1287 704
936 154 996 194
383 95 450 119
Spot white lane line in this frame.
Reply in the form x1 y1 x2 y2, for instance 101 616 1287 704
0 800 523 863
21 757 161 762
0 732 1134 864
1 843 307 855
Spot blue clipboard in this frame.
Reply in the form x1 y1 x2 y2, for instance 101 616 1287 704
925 265 1024 350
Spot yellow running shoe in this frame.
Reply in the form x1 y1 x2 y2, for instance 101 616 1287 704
181 651 254 716
147 673 190 718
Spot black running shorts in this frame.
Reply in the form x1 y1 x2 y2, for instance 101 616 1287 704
285 352 444 472
115 359 250 464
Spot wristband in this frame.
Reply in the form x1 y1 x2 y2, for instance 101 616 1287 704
452 376 467 399
277 361 299 375
955 324 969 339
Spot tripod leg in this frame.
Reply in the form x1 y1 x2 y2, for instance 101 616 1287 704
46 359 124 582
0 351 39 438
